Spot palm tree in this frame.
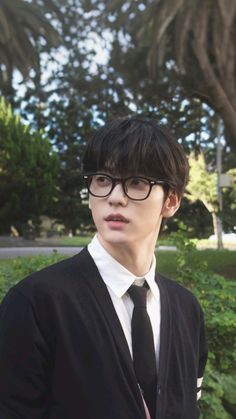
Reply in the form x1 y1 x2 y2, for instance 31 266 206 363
101 0 236 150
0 0 60 96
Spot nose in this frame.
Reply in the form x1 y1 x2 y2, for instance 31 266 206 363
107 182 128 206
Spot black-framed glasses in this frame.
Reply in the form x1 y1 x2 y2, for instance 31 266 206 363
83 173 168 201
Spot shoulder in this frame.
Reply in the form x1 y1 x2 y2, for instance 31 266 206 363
0 248 99 347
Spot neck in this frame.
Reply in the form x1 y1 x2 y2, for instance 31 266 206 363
97 235 157 277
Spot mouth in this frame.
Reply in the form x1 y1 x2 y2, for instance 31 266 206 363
105 214 129 223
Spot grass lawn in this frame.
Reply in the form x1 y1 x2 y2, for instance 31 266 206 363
156 249 236 280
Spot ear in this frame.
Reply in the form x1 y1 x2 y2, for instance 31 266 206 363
161 191 181 218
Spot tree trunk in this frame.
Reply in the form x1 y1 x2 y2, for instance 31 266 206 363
212 211 224 249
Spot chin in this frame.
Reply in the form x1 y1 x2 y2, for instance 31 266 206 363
99 231 133 246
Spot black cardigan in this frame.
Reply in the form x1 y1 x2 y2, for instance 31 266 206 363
0 247 208 419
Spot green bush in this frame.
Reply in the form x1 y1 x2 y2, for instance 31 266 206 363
171 231 236 419
0 97 59 235
0 252 65 303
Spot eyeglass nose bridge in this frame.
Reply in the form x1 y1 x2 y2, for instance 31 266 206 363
110 177 128 197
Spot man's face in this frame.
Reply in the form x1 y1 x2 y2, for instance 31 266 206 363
88 172 180 254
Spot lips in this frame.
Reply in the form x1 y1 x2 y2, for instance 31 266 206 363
105 214 129 223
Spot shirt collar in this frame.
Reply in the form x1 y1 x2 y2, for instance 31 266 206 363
87 235 158 299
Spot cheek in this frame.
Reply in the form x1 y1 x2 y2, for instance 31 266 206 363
137 201 163 230
89 196 98 212
146 211 162 229
143 196 164 217
88 198 103 225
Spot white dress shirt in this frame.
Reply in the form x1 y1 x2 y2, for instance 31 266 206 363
88 235 161 368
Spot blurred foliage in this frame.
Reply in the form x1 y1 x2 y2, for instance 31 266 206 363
0 0 61 99
0 96 59 234
163 197 213 238
187 152 218 211
171 229 236 418
187 152 236 235
222 168 236 231
89 0 236 152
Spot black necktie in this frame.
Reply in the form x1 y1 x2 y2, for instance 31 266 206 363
128 283 157 418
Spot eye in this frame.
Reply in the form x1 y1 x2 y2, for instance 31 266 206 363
94 175 111 187
130 178 140 186
130 177 148 186
129 177 148 187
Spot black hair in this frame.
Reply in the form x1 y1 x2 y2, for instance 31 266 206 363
82 116 189 198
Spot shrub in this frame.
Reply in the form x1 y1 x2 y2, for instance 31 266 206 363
171 231 236 418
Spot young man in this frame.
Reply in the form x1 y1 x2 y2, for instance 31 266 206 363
0 116 207 419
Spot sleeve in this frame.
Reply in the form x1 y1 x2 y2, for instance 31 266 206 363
196 311 208 401
0 288 52 419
